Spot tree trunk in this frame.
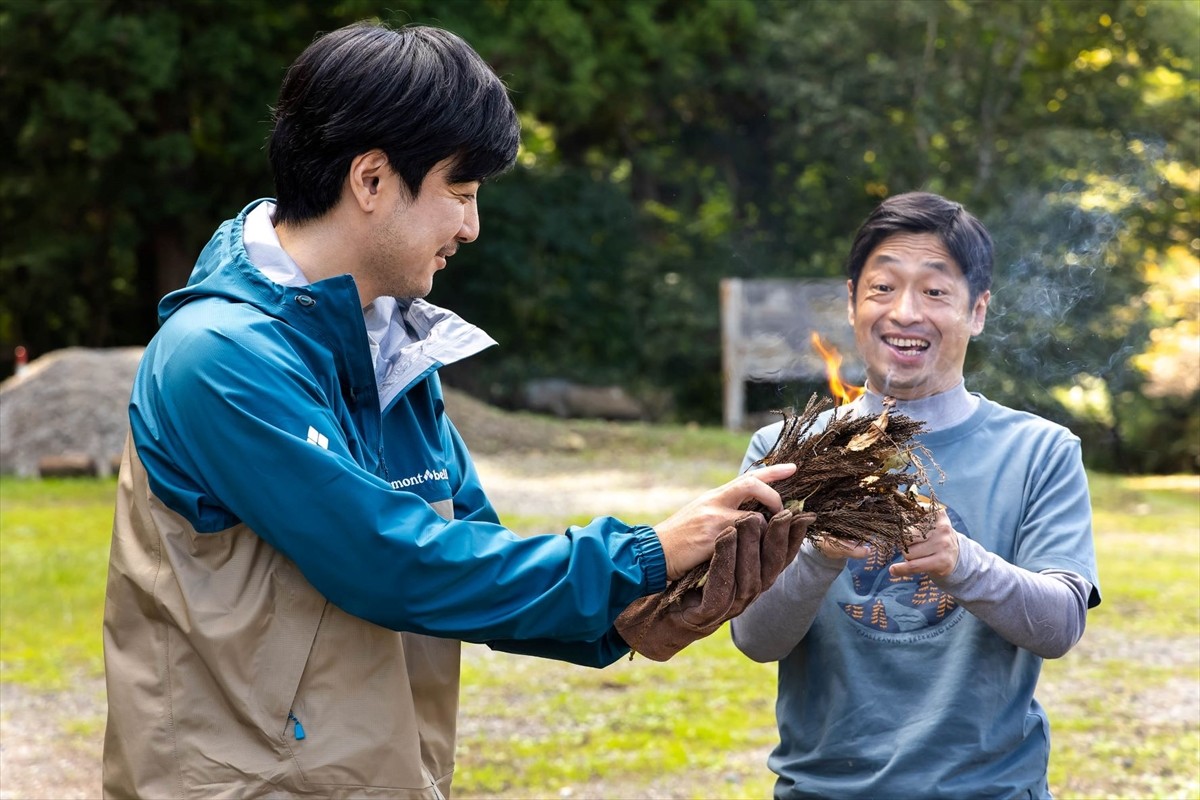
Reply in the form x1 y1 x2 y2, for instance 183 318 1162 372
154 227 194 302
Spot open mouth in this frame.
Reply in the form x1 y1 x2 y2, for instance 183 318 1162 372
883 335 930 356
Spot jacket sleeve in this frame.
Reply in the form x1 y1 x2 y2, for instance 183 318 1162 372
132 320 667 643
439 416 633 666
484 628 631 667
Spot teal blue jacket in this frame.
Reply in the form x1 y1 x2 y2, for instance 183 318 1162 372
128 199 666 664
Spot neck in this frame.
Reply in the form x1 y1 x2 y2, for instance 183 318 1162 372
857 382 976 432
274 208 374 306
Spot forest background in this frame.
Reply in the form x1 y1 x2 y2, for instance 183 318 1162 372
2 0 1197 473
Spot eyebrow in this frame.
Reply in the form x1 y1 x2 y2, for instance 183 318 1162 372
870 253 952 273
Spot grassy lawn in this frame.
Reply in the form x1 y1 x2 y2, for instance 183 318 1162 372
456 471 1200 800
1040 473 1200 800
1 469 1197 798
0 478 115 688
457 635 780 799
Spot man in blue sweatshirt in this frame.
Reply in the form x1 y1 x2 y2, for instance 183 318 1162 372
732 192 1101 800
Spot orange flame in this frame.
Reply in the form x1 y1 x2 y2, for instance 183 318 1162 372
810 332 864 406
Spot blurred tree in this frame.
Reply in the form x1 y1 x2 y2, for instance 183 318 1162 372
1 0 1195 468
0 0 381 361
431 0 773 417
445 0 1199 467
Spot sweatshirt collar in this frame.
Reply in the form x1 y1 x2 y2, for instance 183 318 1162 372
851 382 978 433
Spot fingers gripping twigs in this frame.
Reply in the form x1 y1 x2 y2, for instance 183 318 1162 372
743 395 943 555
652 463 796 580
890 505 959 579
727 463 795 515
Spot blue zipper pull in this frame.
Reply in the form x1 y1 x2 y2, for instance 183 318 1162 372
288 712 306 741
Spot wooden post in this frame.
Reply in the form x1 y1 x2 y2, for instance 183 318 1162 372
721 278 745 431
719 277 862 432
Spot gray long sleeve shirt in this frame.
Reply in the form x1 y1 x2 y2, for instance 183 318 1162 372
732 384 1095 662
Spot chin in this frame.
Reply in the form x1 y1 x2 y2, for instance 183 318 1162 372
403 281 434 300
868 374 922 399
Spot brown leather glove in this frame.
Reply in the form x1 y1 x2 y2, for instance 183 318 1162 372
614 508 814 661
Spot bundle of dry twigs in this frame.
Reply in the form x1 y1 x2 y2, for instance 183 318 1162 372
665 394 941 602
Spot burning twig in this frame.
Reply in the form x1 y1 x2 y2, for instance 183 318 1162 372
664 394 941 603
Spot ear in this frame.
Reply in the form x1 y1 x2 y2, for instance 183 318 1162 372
970 290 990 336
846 279 856 326
347 149 391 213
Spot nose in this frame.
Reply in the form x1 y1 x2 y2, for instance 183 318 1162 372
889 287 924 325
457 200 480 244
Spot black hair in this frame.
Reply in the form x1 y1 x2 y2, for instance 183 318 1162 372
269 21 521 225
846 191 993 302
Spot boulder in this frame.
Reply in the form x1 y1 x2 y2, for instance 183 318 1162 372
0 347 144 477
521 378 644 421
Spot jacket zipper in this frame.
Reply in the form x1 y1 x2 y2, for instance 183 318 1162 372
287 712 306 740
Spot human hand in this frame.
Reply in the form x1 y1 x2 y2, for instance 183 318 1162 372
652 463 796 580
616 508 814 661
679 507 812 620
810 535 871 561
889 506 958 579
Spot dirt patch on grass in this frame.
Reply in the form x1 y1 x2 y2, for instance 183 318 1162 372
0 680 106 800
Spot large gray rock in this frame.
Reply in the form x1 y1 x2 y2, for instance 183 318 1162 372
0 347 144 477
521 378 645 421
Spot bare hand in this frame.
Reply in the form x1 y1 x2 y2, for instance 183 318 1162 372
653 463 797 580
811 535 870 561
889 506 959 579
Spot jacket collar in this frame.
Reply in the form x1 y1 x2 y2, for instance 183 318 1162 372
160 199 496 408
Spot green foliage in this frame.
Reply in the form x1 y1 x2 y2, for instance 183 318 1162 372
0 0 382 354
1 0 1196 465
749 1 1198 472
431 165 642 391
1111 391 1200 473
449 0 1200 447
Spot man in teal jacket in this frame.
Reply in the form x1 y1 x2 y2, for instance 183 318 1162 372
102 22 795 799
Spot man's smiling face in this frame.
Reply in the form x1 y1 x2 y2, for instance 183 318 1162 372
362 157 481 302
847 231 989 400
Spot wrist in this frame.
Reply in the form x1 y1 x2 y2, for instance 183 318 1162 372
932 533 973 588
634 525 669 592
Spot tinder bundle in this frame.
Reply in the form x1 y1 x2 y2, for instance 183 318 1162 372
670 394 941 601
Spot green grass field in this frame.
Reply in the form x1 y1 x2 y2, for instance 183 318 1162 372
0 478 115 687
1 469 1197 798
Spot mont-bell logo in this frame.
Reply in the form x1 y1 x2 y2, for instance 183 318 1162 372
391 468 449 490
306 426 329 450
